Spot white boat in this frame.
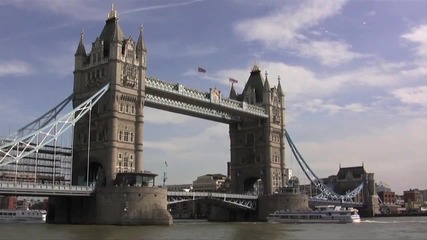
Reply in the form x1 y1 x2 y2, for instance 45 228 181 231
267 205 361 224
0 208 47 223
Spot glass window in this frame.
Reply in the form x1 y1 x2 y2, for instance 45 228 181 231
118 130 123 141
130 132 134 143
124 132 129 142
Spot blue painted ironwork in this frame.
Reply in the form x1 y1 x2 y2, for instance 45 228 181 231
285 130 364 202
0 84 110 167
0 181 94 196
145 77 268 118
167 191 257 210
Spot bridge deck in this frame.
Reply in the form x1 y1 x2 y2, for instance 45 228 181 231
0 182 94 196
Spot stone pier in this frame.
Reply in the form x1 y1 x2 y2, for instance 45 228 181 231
47 186 172 225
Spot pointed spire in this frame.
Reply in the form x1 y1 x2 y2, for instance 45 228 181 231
107 3 118 20
136 22 147 52
99 6 124 47
277 75 284 96
75 29 86 56
263 70 270 92
229 83 237 100
251 64 260 73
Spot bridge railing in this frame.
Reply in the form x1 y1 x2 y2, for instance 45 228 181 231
167 191 258 199
0 181 95 196
146 77 268 118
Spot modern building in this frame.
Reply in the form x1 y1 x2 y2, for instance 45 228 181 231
0 141 72 185
192 174 227 192
0 141 71 210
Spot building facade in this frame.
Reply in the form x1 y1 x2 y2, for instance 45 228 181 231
0 142 72 185
378 191 396 205
228 67 286 195
192 174 227 192
404 189 423 211
72 7 147 187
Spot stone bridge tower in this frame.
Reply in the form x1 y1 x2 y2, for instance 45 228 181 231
72 6 147 186
229 65 286 195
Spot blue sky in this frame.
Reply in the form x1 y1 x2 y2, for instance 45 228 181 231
0 0 426 194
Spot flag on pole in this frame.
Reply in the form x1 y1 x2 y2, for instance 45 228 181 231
197 67 206 73
165 161 168 167
229 78 238 84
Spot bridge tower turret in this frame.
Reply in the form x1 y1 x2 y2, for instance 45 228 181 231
72 6 147 187
229 65 286 195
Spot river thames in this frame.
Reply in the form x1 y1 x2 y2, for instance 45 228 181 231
0 217 425 240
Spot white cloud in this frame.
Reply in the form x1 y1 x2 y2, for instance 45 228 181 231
145 123 226 152
0 60 33 77
144 108 193 125
392 86 427 107
144 123 230 183
298 99 369 114
233 0 364 66
298 40 363 66
3 0 107 21
2 0 206 22
150 41 218 59
293 117 427 193
365 10 376 17
401 24 427 59
122 0 205 14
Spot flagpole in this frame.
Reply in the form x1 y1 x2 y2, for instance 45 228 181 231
197 72 200 91
197 67 207 92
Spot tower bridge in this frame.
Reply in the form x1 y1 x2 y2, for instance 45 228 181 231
0 7 378 225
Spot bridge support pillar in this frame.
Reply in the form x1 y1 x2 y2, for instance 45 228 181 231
360 195 380 217
47 186 172 225
257 192 310 221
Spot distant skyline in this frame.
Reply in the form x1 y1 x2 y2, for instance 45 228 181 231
0 0 426 194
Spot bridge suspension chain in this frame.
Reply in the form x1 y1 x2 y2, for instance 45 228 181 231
0 84 110 167
284 130 364 202
2 94 73 142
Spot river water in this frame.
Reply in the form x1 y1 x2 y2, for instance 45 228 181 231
0 217 426 240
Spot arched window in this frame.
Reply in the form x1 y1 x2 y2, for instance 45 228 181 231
118 130 123 141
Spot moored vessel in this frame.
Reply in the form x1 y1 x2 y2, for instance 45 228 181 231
267 205 361 224
0 208 47 223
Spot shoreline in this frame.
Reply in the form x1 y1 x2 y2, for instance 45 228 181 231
375 212 427 217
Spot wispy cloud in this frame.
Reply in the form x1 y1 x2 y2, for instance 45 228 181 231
392 86 427 107
233 0 366 66
0 22 74 43
0 60 33 77
150 41 218 59
295 117 427 191
401 24 427 59
298 99 369 114
1 0 107 21
122 0 205 14
144 108 193 125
